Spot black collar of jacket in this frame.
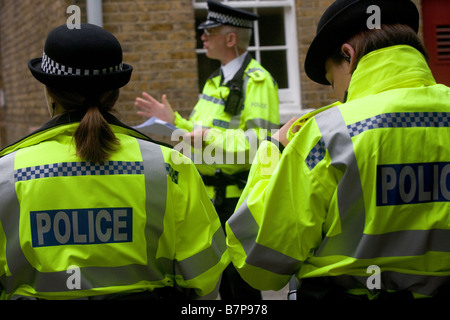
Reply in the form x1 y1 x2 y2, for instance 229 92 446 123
1 110 172 154
208 51 253 87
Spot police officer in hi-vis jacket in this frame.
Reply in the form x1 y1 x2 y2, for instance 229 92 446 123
0 23 229 300
135 0 279 300
226 0 450 301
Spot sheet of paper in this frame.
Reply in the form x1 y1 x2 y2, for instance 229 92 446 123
133 117 178 136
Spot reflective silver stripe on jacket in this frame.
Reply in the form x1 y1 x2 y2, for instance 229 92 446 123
245 118 279 131
0 152 28 293
199 93 226 107
227 199 301 276
138 140 227 287
313 106 366 257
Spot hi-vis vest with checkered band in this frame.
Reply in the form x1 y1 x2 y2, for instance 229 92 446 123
0 113 229 300
226 45 450 298
174 52 279 199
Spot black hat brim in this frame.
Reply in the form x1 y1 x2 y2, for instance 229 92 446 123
305 0 419 85
198 20 223 30
28 57 133 93
198 0 258 30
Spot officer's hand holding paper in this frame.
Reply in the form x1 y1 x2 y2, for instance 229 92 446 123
133 116 178 136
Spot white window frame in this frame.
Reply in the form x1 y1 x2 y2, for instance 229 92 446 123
193 0 301 123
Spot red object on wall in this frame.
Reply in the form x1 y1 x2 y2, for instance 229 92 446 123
422 0 450 86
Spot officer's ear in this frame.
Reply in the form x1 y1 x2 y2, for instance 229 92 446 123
226 32 237 48
341 43 355 63
44 87 56 117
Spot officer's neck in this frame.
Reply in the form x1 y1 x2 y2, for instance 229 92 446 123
48 103 66 118
220 46 246 66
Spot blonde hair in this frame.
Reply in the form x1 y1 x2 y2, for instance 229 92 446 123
222 25 253 50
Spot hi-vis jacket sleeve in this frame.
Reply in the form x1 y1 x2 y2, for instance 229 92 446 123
174 112 195 133
166 150 230 298
225 111 338 291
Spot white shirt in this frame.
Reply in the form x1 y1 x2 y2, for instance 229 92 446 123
221 52 248 85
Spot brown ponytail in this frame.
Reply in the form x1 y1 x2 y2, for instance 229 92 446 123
73 103 120 163
46 87 120 163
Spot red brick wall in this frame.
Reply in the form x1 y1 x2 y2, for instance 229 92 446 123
102 0 199 130
0 0 73 145
296 0 336 110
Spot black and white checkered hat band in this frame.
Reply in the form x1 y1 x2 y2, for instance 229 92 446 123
208 11 253 28
41 51 123 76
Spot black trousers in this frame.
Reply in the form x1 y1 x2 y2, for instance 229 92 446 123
215 197 262 300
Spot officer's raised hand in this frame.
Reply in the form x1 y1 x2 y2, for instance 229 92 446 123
135 92 175 124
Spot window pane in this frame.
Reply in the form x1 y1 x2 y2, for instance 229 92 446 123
257 7 285 46
260 50 288 89
195 9 207 48
241 8 256 47
196 53 220 91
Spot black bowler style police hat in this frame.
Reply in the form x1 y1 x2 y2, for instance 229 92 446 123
198 0 259 30
28 23 133 93
305 0 419 85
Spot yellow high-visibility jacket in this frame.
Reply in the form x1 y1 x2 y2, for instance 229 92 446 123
226 45 450 298
0 112 229 300
174 52 279 199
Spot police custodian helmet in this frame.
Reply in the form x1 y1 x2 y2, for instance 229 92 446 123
198 0 259 30
28 23 133 93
